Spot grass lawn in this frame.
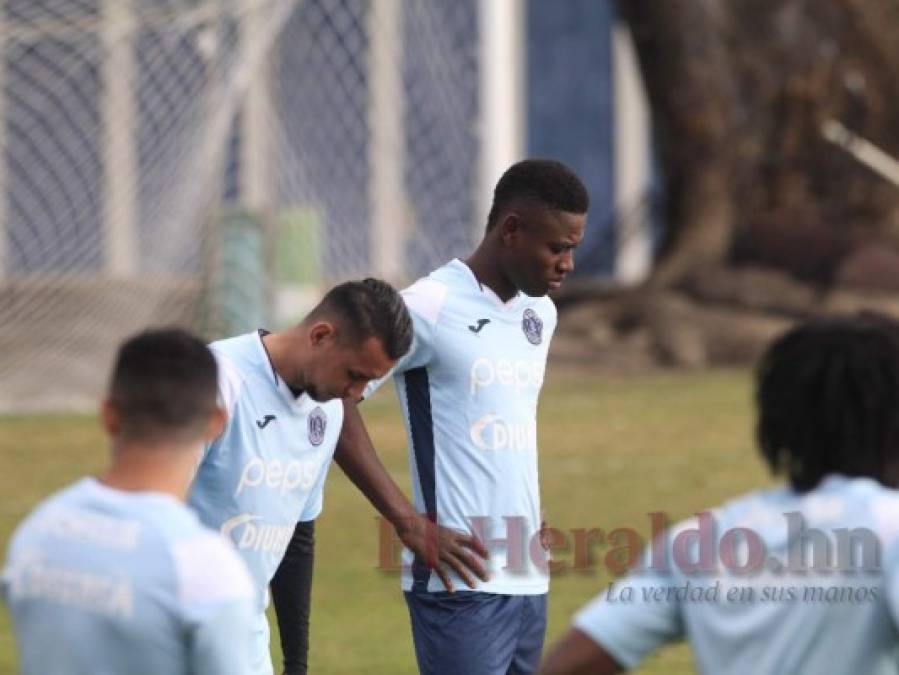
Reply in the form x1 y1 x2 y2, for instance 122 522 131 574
0 368 771 673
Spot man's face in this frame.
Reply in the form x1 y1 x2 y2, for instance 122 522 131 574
502 208 586 297
304 332 395 403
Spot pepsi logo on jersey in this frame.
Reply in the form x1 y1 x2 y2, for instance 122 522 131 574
469 357 545 396
234 457 322 496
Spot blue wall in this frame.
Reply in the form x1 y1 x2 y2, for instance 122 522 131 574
526 0 617 277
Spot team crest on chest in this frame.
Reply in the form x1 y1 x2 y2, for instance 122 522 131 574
308 407 327 446
522 308 543 345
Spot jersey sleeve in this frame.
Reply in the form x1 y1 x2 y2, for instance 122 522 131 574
298 401 341 522
542 296 559 341
572 532 685 669
171 533 256 675
363 277 447 399
200 350 244 463
298 454 333 522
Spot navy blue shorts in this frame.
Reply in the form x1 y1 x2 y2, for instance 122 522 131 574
404 591 548 675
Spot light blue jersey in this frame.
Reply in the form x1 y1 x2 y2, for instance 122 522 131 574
189 331 343 612
2 478 254 675
574 475 899 674
367 259 557 594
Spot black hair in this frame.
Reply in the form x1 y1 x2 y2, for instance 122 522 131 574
486 158 589 231
756 312 899 492
310 278 412 360
109 328 219 443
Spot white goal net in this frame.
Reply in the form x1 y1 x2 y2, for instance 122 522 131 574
0 0 482 411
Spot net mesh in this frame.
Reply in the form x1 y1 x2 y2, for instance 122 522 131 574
0 0 480 411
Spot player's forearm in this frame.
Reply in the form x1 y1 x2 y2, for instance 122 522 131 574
541 629 624 675
335 399 419 529
270 521 315 675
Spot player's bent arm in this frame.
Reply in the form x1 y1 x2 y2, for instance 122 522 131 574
270 520 315 675
541 628 624 675
335 400 420 528
335 399 489 591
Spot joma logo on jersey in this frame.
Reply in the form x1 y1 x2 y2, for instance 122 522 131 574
470 414 537 451
220 514 293 555
469 357 544 396
235 457 321 496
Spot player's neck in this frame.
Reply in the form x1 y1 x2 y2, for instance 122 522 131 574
465 246 516 302
262 330 306 392
99 441 198 501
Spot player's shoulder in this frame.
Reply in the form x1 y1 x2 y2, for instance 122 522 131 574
169 528 254 608
31 479 91 511
13 479 96 528
208 332 264 374
858 479 899 545
315 396 345 426
528 294 558 322
208 331 257 355
208 334 257 412
401 264 456 327
6 480 86 551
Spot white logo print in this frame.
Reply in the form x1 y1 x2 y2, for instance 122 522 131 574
6 549 134 619
469 357 544 396
470 414 537 451
235 457 322 496
221 514 294 555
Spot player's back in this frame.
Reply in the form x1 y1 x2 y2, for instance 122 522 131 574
683 476 899 673
576 475 899 674
2 477 254 675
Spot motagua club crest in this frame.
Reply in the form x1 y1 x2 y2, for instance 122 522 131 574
308 407 327 446
522 308 543 346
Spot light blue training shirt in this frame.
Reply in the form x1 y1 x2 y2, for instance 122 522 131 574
366 258 558 595
2 477 255 675
574 475 899 674
189 331 343 611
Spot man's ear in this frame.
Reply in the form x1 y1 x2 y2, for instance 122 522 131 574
308 320 337 347
499 212 523 246
101 398 120 436
204 405 227 442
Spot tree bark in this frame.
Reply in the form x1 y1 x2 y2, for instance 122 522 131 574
616 0 899 288
616 0 736 286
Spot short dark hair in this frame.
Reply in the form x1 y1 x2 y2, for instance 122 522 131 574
486 158 589 231
109 328 219 443
756 312 899 492
310 278 412 360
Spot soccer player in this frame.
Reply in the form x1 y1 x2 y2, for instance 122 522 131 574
541 312 899 675
189 278 489 675
343 159 589 674
2 329 255 675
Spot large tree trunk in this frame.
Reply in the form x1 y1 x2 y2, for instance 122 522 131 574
552 2 899 372
617 0 736 286
616 0 899 289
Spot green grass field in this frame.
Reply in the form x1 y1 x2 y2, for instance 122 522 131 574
0 369 772 673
